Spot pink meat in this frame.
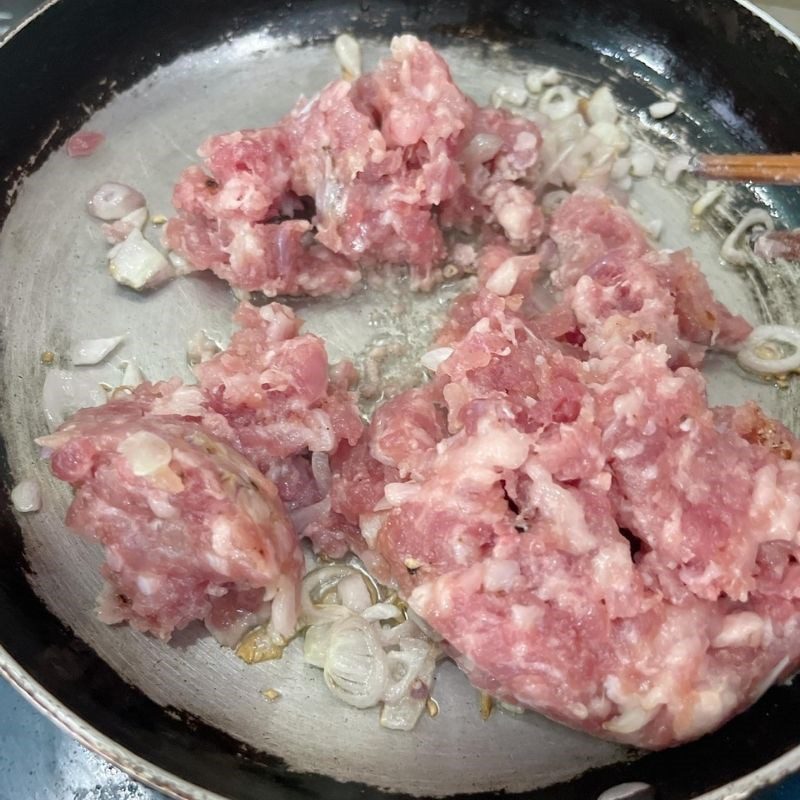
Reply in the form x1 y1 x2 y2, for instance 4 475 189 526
66 131 105 158
754 229 800 262
166 36 544 295
325 197 796 748
37 386 304 642
548 191 752 364
194 302 363 469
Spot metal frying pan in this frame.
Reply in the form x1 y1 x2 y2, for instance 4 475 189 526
2 1 800 798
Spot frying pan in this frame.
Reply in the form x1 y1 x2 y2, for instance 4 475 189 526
2 1 800 798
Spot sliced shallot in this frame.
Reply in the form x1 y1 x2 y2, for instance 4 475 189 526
540 86 579 121
664 154 692 184
721 208 775 267
42 369 107 430
88 182 146 221
737 325 800 375
492 85 528 108
324 616 388 709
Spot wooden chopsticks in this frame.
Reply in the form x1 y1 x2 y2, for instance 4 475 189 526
691 153 800 185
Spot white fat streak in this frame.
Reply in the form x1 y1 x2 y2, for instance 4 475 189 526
485 258 522 296
524 459 595 554
420 347 453 371
117 430 173 476
712 611 765 649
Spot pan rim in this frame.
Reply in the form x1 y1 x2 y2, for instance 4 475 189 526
2 1 800 798
0 643 225 800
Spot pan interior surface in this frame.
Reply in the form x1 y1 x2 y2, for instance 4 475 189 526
2 2 800 799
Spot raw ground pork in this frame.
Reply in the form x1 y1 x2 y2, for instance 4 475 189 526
40 302 362 643
322 191 800 749
37 384 303 643
42 35 800 752
165 35 543 295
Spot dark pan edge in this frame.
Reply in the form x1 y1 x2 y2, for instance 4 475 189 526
3 0 800 798
0 644 225 800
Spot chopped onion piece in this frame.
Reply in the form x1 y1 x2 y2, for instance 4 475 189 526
630 148 656 177
610 157 631 181
737 325 800 375
649 100 677 119
721 208 775 267
616 174 633 191
586 85 618 124
324 616 388 709
692 184 725 216
664 154 691 184
359 512 387 547
334 33 361 79
187 330 221 366
541 67 561 85
88 182 146 221
117 431 172 476
70 336 124 366
121 360 144 388
540 86 578 121
485 258 523 296
361 602 405 622
589 121 629 153
525 70 543 95
42 369 107 430
420 347 453 371
11 479 41 513
301 564 377 625
462 133 504 167
643 218 664 239
383 639 430 704
109 229 174 291
337 573 373 613
381 643 438 730
492 84 528 108
541 189 571 215
380 692 428 731
303 623 332 668
168 251 191 275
